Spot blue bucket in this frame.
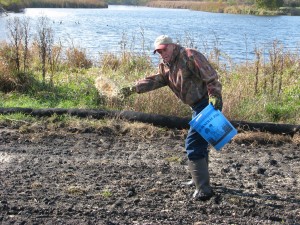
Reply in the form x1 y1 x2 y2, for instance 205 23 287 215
189 104 237 151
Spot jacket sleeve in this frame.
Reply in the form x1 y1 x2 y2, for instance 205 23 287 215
134 63 169 93
189 52 222 98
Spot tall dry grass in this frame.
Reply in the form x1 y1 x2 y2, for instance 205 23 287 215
147 1 227 13
146 0 296 15
0 0 108 13
0 16 299 123
25 0 108 8
221 42 300 123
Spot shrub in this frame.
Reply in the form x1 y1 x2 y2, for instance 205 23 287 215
266 103 293 122
255 0 284 10
66 47 93 69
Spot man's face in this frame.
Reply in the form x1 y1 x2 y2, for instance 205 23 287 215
156 44 174 63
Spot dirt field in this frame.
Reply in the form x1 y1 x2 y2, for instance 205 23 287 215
0 119 299 225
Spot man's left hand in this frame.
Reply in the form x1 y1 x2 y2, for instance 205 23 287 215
209 96 223 111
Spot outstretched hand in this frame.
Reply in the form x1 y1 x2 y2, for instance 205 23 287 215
118 86 135 99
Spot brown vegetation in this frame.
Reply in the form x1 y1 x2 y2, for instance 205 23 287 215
0 0 108 12
147 0 227 13
26 0 108 8
0 16 299 124
147 0 300 15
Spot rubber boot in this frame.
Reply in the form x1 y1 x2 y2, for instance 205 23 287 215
183 155 209 186
188 158 213 201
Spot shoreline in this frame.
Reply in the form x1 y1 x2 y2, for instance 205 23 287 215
145 2 300 16
0 1 299 16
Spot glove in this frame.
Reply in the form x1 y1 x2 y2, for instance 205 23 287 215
118 86 136 99
209 96 223 111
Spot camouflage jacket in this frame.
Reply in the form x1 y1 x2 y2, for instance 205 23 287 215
134 45 222 107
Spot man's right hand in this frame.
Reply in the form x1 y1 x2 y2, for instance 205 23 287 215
118 86 135 99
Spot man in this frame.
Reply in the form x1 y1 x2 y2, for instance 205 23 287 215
119 35 222 201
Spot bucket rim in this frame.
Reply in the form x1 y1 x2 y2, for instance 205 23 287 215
189 103 215 125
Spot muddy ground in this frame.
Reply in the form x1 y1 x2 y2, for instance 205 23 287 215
0 119 299 225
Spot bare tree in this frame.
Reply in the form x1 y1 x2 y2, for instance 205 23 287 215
6 16 32 74
254 47 261 95
36 16 54 84
48 43 62 86
6 17 23 72
21 17 31 73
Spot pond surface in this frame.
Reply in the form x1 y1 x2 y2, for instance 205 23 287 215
1 5 300 64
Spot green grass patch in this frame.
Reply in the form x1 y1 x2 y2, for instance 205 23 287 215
0 112 36 124
101 189 113 198
165 156 183 164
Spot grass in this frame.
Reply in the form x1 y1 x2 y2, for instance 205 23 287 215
146 0 300 16
233 131 297 145
28 0 107 8
147 1 227 13
0 112 36 126
101 189 113 198
165 156 183 164
1 112 299 146
0 0 107 11
0 79 100 109
0 16 299 125
220 48 300 124
1 46 299 124
66 185 87 195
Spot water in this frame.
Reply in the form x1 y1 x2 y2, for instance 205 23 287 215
1 5 300 64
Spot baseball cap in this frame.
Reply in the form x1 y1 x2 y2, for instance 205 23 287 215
153 35 173 54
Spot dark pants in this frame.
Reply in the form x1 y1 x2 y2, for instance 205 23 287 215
185 98 209 161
